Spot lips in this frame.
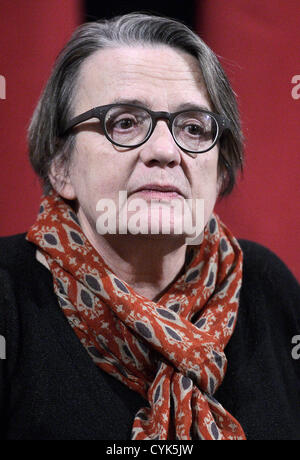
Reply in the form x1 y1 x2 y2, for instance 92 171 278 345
132 184 185 198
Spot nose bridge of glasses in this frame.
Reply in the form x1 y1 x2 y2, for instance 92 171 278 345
150 110 173 136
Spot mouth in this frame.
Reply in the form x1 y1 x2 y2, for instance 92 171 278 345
131 184 185 199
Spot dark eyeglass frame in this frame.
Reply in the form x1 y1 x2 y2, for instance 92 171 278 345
62 103 231 154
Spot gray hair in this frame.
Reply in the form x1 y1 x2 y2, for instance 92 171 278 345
28 12 244 196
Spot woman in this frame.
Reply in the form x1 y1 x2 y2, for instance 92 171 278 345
0 13 299 440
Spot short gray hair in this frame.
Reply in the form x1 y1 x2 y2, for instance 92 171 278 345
28 12 244 196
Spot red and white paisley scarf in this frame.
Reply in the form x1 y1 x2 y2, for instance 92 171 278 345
27 192 245 440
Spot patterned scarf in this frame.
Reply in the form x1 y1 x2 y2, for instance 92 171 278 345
27 192 245 440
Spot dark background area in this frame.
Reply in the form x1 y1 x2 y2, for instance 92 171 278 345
85 0 197 29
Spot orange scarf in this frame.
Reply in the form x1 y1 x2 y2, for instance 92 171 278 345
27 192 245 440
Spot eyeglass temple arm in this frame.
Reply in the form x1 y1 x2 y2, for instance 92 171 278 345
62 107 103 134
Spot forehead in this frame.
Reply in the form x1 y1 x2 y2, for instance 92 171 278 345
74 45 211 112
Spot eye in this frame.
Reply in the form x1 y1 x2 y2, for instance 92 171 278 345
181 119 208 138
112 115 138 131
183 123 205 136
104 105 152 145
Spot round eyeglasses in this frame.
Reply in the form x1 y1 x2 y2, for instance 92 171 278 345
62 103 231 154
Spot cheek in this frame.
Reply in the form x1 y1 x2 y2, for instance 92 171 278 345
192 151 219 197
70 137 130 201
191 151 219 222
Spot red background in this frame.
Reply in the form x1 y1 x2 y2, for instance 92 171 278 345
0 0 81 236
200 0 300 281
0 0 299 280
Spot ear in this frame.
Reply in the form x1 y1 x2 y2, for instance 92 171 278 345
216 172 224 196
49 158 76 200
217 151 230 197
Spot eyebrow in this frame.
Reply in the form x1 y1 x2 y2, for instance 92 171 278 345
110 98 211 112
176 102 211 112
111 97 149 107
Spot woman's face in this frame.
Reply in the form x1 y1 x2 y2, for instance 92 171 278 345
52 45 220 242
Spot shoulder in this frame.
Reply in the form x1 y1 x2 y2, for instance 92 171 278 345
239 238 291 272
238 238 300 330
0 233 51 312
239 238 299 289
218 240 300 438
0 234 39 374
0 233 37 274
0 233 43 309
0 233 54 360
0 232 35 261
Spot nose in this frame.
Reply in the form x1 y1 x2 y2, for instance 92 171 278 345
139 120 181 167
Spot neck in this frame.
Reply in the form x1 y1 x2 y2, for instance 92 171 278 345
80 218 187 301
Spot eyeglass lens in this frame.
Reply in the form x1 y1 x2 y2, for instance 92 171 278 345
104 105 218 152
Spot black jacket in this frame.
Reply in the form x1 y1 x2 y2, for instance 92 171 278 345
0 234 299 440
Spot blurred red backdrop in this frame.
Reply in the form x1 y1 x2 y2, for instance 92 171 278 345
0 0 299 281
198 0 300 281
0 0 81 235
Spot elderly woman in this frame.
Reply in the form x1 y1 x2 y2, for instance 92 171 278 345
0 13 299 441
